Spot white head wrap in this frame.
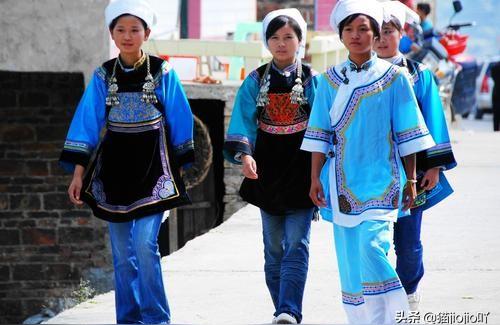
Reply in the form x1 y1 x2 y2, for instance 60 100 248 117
262 8 308 59
105 0 157 28
381 1 420 28
329 0 383 34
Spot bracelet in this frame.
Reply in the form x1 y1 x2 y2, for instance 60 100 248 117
406 179 417 184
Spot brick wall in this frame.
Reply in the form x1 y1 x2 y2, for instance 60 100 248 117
0 71 113 323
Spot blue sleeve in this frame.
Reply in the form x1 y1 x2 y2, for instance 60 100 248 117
223 71 260 164
157 62 194 168
301 73 334 154
304 71 320 107
399 35 413 54
59 68 107 172
415 68 457 170
391 69 435 157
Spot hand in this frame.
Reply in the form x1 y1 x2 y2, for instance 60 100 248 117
241 154 258 179
421 167 440 191
309 177 327 207
402 182 416 211
68 175 84 206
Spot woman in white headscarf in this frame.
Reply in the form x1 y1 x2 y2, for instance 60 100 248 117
374 1 457 312
224 8 319 324
301 0 435 323
60 0 194 323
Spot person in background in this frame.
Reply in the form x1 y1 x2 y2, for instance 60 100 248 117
375 1 457 311
301 0 436 322
59 0 194 323
224 8 319 324
491 61 500 131
416 2 433 34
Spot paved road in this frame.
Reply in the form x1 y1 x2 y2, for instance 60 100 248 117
46 117 500 324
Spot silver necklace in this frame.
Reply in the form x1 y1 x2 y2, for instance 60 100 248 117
105 54 158 107
256 60 306 107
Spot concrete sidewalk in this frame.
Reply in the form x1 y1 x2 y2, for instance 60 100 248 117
46 117 500 324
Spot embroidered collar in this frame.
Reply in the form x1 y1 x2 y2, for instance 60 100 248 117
347 53 377 73
383 52 405 66
271 61 298 77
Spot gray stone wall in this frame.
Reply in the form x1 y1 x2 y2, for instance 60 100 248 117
0 0 109 85
182 82 246 220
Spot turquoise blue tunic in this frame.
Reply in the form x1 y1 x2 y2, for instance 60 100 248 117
398 55 457 211
301 54 435 227
59 56 194 222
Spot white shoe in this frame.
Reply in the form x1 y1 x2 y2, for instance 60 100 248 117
407 291 421 311
275 313 297 324
271 316 277 324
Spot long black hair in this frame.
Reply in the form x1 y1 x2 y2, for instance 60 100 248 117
109 14 148 31
338 13 380 39
265 15 302 42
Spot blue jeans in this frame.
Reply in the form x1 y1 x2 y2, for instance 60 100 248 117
393 207 424 295
261 208 313 323
108 212 170 324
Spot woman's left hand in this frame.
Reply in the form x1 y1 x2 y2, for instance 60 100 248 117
421 167 440 191
402 182 416 211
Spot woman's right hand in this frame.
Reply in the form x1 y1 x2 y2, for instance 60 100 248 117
310 177 327 207
241 154 258 179
68 165 85 206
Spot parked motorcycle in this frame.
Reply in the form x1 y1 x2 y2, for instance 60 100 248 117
403 0 476 122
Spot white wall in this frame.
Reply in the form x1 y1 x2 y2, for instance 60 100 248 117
0 0 109 85
201 0 257 39
150 0 180 40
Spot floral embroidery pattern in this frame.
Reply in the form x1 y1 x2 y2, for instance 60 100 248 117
259 93 309 135
108 92 163 124
152 175 176 200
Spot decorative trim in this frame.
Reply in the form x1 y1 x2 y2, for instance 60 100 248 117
63 140 93 154
225 134 254 151
426 142 453 158
396 125 430 145
362 277 403 296
173 139 195 156
342 291 364 306
324 66 343 89
334 66 401 214
258 119 308 134
304 127 332 143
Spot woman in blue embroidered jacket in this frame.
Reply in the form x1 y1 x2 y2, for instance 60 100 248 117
374 1 457 311
224 9 318 324
301 0 435 323
59 0 193 323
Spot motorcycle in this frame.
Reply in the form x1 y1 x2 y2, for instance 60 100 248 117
403 0 476 122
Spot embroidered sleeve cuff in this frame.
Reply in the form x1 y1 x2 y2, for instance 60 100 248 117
301 127 331 154
300 138 329 154
425 143 457 170
58 140 94 173
398 134 436 157
223 141 253 165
